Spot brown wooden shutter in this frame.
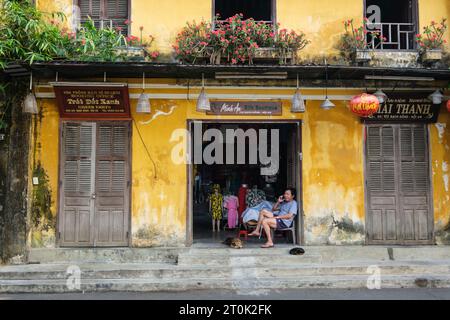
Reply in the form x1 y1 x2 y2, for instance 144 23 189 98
94 122 130 246
60 122 96 246
366 124 433 244
79 0 129 33
105 0 129 34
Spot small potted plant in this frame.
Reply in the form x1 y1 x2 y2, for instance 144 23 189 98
342 19 386 64
275 28 309 65
111 21 159 62
416 19 447 63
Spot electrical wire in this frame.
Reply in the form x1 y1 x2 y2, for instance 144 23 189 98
132 117 157 179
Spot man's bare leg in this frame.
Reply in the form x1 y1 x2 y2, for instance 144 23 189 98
249 209 273 236
261 218 277 247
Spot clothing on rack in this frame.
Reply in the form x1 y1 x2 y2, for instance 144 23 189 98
245 186 266 208
223 195 239 229
238 185 248 216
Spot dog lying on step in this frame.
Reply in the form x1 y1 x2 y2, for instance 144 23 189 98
222 237 243 249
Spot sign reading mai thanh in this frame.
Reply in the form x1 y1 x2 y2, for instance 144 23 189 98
207 101 282 115
363 92 441 123
53 83 131 119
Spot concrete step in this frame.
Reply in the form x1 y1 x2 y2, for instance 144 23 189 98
27 248 181 264
1 274 450 293
1 261 450 281
185 246 450 262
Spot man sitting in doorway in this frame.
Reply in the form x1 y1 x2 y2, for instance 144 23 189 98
248 187 298 248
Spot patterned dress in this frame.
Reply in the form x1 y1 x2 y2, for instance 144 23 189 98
209 193 223 220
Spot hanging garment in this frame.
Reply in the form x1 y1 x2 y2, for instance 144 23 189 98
238 185 248 215
224 195 239 228
209 192 223 220
246 187 266 208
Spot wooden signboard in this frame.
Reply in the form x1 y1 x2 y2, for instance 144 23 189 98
207 101 282 115
54 84 131 119
363 92 441 123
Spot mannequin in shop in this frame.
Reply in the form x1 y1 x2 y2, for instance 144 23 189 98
209 184 223 232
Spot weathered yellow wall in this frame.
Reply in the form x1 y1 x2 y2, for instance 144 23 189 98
419 0 450 51
277 0 363 61
36 0 450 58
131 0 211 55
431 103 450 244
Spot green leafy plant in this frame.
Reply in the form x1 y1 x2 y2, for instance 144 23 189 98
0 0 70 68
69 18 126 62
30 162 54 232
416 18 448 50
341 18 386 51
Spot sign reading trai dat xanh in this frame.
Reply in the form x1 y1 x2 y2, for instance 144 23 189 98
364 92 441 123
53 83 131 119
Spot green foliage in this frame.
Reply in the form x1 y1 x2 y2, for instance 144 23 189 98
416 19 448 50
0 0 70 68
69 18 126 62
30 162 54 232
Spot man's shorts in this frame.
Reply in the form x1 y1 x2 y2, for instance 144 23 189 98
276 219 289 229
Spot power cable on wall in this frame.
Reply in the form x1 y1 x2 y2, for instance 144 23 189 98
132 117 157 179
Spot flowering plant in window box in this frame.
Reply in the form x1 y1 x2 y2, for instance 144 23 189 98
173 14 309 65
341 18 386 64
114 23 160 62
416 19 447 62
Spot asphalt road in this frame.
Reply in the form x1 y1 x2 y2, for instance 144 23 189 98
1 288 450 300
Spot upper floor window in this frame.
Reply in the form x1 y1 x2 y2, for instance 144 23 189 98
365 0 417 50
78 0 129 35
214 0 275 24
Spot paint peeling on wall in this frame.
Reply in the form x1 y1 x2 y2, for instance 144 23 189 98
304 212 365 245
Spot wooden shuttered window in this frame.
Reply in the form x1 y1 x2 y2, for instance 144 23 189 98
78 0 129 35
366 124 433 244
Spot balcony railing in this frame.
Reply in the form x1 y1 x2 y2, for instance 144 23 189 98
367 22 416 50
79 18 129 36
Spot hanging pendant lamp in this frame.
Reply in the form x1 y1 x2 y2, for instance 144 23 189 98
373 89 388 104
23 72 38 114
429 89 444 105
320 61 335 110
291 73 306 113
196 73 211 112
136 72 151 113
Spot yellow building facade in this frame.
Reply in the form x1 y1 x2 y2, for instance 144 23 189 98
30 0 450 248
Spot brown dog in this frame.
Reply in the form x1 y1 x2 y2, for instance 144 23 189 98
222 237 243 249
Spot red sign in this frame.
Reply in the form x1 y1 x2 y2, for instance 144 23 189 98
447 100 450 112
349 93 380 117
53 84 131 119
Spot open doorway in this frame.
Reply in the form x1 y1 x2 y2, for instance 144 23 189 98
187 121 302 246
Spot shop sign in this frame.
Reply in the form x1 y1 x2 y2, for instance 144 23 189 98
363 92 440 123
207 101 282 115
53 83 131 119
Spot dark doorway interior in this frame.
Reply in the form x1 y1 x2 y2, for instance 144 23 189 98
192 122 299 245
365 0 417 50
214 0 273 22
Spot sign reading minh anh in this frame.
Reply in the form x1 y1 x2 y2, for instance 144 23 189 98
53 83 131 119
207 101 282 115
364 92 440 123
